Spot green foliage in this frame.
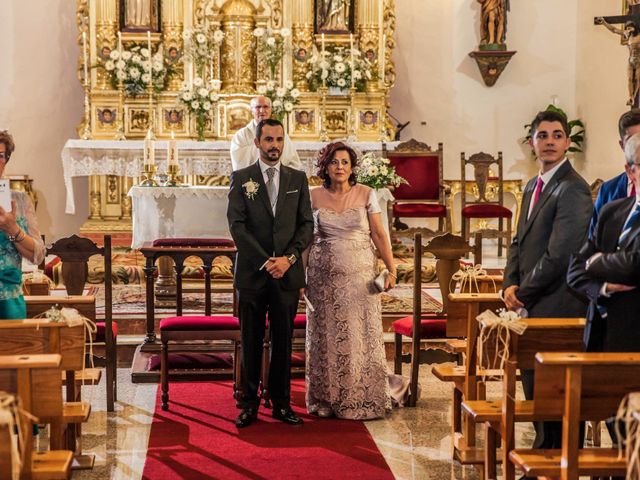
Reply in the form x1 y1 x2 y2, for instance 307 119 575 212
523 104 585 153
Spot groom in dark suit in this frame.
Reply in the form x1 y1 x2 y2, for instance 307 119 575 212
503 110 592 458
227 118 313 428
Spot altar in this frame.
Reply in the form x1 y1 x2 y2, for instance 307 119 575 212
128 184 394 248
62 139 398 233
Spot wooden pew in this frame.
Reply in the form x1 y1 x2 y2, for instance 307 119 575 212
0 320 94 470
25 296 102 390
432 292 504 464
507 352 640 480
461 317 585 479
0 354 73 479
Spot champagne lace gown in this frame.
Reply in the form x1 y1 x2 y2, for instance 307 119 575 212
305 184 392 420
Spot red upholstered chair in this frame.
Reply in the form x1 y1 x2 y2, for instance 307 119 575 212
138 240 239 411
460 151 512 256
391 233 480 407
386 139 449 238
45 234 117 412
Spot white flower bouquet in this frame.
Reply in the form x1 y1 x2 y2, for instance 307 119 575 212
182 24 225 75
101 44 172 97
356 152 407 190
305 45 372 92
178 78 222 140
257 80 300 122
254 27 291 78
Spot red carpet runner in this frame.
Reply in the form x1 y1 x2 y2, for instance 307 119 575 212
142 380 395 479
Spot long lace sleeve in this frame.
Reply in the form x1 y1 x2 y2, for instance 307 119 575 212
12 191 46 265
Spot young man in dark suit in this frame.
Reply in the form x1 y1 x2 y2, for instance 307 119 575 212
503 110 593 458
227 119 313 428
589 108 640 237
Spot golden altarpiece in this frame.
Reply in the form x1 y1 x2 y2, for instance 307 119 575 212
73 0 397 233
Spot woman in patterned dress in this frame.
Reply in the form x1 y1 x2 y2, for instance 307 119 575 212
305 142 397 420
0 131 46 319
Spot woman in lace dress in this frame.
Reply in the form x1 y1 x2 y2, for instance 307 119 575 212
0 131 46 319
305 142 397 420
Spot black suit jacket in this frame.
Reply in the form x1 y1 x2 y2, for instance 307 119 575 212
227 161 313 290
503 160 592 317
567 196 640 351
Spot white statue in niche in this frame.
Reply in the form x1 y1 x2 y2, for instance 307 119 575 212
125 0 154 29
318 0 350 32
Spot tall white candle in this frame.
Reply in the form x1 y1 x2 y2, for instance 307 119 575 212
82 31 89 86
321 33 326 88
349 34 355 88
168 131 178 166
144 130 155 166
117 31 122 55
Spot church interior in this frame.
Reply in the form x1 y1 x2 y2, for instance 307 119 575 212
1 0 640 479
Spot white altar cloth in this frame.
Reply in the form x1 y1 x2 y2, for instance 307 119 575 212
63 139 398 214
128 185 394 249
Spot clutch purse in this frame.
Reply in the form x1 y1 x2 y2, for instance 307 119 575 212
374 269 389 293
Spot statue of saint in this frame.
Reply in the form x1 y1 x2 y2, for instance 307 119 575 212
477 0 509 46
596 17 640 106
318 0 350 32
124 0 156 29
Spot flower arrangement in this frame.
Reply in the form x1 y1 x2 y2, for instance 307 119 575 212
305 45 373 92
257 80 301 122
254 27 291 79
356 152 407 190
182 24 225 76
101 45 171 97
178 77 222 140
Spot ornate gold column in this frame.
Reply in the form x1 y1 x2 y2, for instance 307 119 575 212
358 0 379 92
162 0 184 91
95 0 117 90
220 0 257 93
292 0 313 91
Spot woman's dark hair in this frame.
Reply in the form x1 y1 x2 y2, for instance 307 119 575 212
315 142 358 188
0 130 15 162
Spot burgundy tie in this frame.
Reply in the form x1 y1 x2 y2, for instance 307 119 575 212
532 177 545 208
631 183 636 197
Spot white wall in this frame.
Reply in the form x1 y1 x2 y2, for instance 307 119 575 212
0 0 87 240
391 0 628 182
0 0 631 238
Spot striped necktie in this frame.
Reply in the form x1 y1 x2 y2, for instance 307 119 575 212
619 202 640 245
266 167 277 212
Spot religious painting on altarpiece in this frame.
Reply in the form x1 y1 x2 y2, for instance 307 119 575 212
119 0 161 33
315 0 356 35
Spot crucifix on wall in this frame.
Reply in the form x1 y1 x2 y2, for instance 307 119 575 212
595 1 640 106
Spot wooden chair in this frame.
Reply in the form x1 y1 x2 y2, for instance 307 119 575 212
0 354 74 480
386 139 449 238
460 151 513 256
391 232 485 407
0 320 94 470
45 234 116 412
461 317 585 479
138 241 240 411
508 352 640 480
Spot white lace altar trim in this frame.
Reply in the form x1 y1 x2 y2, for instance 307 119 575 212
61 139 398 214
128 185 229 200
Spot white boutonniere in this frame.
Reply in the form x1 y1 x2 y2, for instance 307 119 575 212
243 179 260 200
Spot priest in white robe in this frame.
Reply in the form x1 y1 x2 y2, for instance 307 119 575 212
230 96 301 171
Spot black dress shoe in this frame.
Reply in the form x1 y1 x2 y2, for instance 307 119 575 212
272 407 304 425
236 408 257 428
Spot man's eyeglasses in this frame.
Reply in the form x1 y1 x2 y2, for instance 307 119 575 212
252 105 270 110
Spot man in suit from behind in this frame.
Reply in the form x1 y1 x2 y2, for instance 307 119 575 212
503 110 593 458
589 108 640 237
227 118 313 428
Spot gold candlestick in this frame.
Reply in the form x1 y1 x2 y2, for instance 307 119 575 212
115 81 126 140
140 164 158 187
319 87 329 142
163 163 182 187
81 83 92 140
349 87 358 141
378 81 389 142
